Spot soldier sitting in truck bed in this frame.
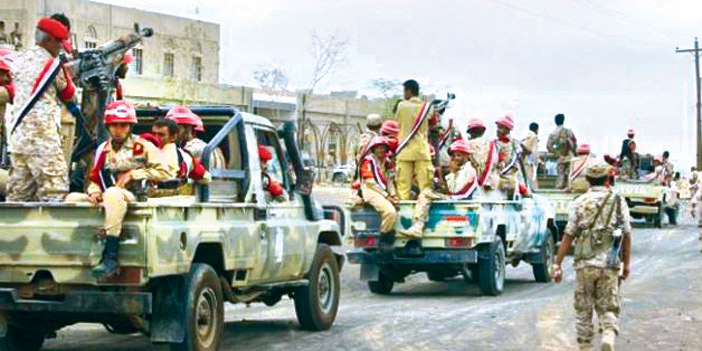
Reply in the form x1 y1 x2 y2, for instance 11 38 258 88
65 100 177 280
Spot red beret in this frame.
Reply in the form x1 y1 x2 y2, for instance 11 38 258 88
37 17 70 41
258 145 273 162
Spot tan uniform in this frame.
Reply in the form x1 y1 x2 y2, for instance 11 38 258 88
360 154 397 233
411 162 477 226
521 130 539 189
547 126 576 189
66 136 176 236
466 136 487 182
395 97 433 200
0 85 11 197
568 155 596 192
6 46 73 202
484 138 520 194
564 186 631 348
184 138 226 169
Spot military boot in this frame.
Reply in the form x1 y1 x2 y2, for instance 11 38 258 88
601 329 616 351
399 221 424 239
377 231 396 254
91 237 120 280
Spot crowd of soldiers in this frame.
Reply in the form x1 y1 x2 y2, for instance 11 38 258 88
351 79 638 351
0 14 288 281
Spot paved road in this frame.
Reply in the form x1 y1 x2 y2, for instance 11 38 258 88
44 188 702 351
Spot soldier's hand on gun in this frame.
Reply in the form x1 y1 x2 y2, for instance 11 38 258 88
551 264 562 283
116 171 132 188
88 192 103 206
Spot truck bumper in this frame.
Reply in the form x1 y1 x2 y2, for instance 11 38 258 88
629 205 659 215
347 248 478 265
0 288 152 314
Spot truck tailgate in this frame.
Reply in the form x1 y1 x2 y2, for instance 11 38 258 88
0 204 147 284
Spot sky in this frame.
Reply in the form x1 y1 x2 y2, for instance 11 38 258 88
96 0 702 171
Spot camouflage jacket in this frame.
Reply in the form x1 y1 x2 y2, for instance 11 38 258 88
8 46 73 155
484 137 520 189
88 135 177 194
565 186 631 269
546 126 576 161
183 138 226 169
466 136 487 182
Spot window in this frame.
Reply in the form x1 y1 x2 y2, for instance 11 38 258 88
163 52 174 77
84 25 97 49
191 56 202 81
255 129 289 190
133 48 143 75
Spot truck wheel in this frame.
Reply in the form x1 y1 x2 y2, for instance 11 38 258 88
368 271 394 295
294 244 340 331
478 237 506 296
532 234 555 283
0 326 45 351
170 263 224 351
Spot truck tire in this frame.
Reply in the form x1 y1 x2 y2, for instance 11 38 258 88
478 237 506 296
294 244 340 331
170 263 224 351
368 271 394 295
532 234 555 283
0 326 45 351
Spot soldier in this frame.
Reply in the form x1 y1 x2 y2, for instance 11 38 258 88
258 144 287 202
619 140 639 180
394 79 434 200
465 118 489 186
661 151 674 186
65 101 177 279
358 113 383 156
360 136 398 252
618 129 635 162
547 113 577 189
521 122 539 189
166 105 226 169
401 139 478 238
6 16 76 202
569 144 596 192
484 115 525 198
552 161 632 351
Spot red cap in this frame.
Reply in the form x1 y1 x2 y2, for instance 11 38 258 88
627 128 635 136
577 143 590 154
380 120 399 137
104 100 137 125
37 17 70 41
448 139 471 155
467 118 486 131
258 145 273 162
268 180 284 197
496 115 514 130
366 136 392 152
166 105 201 127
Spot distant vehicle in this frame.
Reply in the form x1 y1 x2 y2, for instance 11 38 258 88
347 162 558 297
331 164 355 185
0 108 345 351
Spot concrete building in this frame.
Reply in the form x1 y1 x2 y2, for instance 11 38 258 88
0 0 386 170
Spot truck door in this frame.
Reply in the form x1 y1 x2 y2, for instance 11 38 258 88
253 128 308 282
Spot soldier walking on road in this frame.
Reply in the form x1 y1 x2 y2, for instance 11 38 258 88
6 15 76 202
552 161 632 351
394 79 435 200
547 113 577 189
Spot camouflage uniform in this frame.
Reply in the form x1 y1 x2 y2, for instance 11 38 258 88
65 135 176 237
6 46 73 202
395 97 434 200
360 153 397 233
183 138 226 169
565 185 631 349
547 125 577 189
520 130 539 189
568 155 596 192
466 136 487 181
484 138 520 194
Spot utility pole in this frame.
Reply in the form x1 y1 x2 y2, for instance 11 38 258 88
677 38 702 169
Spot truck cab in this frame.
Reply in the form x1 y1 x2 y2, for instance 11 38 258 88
0 107 344 351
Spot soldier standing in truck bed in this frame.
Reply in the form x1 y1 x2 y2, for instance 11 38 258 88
547 113 577 189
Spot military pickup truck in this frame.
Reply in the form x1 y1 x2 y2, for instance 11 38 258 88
348 169 558 296
0 107 345 351
532 153 581 238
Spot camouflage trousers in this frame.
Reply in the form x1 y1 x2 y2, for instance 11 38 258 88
396 160 433 200
557 160 570 189
413 188 449 223
574 266 620 347
7 152 68 202
65 187 136 237
361 186 397 233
